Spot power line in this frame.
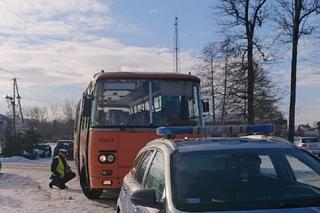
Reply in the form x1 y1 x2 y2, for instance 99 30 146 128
0 68 15 78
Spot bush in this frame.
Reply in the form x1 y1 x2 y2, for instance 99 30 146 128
2 130 41 159
2 135 23 157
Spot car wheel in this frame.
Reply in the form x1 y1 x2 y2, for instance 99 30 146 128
80 167 103 199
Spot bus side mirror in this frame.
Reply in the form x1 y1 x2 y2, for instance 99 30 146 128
202 100 209 113
83 96 93 117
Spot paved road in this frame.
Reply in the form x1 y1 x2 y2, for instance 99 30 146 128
0 162 118 213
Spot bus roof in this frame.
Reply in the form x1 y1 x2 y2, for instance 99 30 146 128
92 71 200 82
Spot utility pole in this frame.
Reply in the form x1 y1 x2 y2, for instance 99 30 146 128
12 78 16 137
5 78 17 137
15 79 24 123
1 68 24 137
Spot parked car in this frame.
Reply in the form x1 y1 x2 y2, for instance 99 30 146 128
33 144 52 158
0 160 1 172
118 126 320 213
294 136 320 156
53 140 74 160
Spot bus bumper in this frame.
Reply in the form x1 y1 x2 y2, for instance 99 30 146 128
90 176 122 189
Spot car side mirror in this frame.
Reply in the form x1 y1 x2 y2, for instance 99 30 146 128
202 100 209 113
83 95 93 117
130 188 162 209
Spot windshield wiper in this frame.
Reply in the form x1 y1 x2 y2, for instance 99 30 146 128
211 198 225 203
276 198 320 209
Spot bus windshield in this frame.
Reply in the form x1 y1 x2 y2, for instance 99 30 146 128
92 79 201 127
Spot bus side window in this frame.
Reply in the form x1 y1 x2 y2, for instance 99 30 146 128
80 102 84 130
74 107 78 131
84 117 88 129
80 98 87 130
80 114 85 130
84 114 91 129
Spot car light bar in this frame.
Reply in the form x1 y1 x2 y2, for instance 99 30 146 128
156 124 274 138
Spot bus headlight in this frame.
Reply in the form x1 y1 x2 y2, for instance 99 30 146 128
99 154 107 163
98 153 115 163
106 154 115 163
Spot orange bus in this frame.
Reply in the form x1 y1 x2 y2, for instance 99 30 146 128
73 71 204 199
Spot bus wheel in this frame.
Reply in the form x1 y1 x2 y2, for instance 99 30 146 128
80 167 103 199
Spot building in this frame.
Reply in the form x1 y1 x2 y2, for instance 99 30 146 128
296 123 320 137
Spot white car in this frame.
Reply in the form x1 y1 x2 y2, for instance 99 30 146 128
118 126 320 213
295 137 320 156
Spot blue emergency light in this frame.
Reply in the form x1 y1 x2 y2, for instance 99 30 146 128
156 126 195 137
156 124 274 138
247 124 274 134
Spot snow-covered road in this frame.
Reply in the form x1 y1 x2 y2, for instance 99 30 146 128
0 158 117 213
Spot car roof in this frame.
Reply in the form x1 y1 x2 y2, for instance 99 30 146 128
57 140 73 142
148 137 296 153
296 136 318 139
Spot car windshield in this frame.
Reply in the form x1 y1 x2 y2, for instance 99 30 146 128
302 138 319 143
57 141 72 148
171 148 320 212
92 79 201 127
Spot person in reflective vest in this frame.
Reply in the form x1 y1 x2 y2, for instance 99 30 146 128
49 149 76 189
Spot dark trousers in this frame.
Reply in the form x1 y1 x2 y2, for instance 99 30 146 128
50 172 76 188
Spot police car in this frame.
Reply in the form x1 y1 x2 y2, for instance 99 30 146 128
117 125 320 212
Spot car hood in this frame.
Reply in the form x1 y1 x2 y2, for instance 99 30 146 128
212 207 320 213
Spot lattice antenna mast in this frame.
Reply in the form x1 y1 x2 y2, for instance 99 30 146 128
174 16 180 73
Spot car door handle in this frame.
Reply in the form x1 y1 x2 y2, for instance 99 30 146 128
134 207 141 213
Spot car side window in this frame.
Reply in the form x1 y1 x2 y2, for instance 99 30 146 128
131 153 143 176
260 155 278 178
144 151 165 202
286 155 320 188
133 150 153 185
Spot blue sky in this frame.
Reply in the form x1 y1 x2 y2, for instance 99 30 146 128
0 0 318 124
107 0 217 51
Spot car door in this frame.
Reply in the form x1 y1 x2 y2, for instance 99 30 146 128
120 149 154 213
140 150 166 213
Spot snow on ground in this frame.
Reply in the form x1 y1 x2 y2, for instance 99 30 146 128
0 156 50 164
0 158 117 213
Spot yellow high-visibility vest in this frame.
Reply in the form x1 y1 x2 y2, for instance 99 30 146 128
52 156 64 177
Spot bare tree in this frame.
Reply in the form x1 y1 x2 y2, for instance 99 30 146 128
223 46 285 125
218 0 268 124
219 37 241 123
254 65 283 122
226 57 248 119
198 38 248 124
25 106 48 122
49 104 60 121
275 0 320 142
61 99 76 122
197 42 220 124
